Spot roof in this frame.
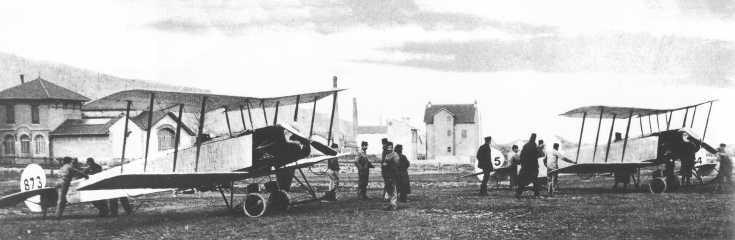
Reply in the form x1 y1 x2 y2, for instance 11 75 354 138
357 125 388 134
0 78 90 102
561 100 717 119
131 111 195 136
424 104 476 124
83 88 345 113
51 117 121 137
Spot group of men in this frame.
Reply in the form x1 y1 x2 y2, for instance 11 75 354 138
55 157 132 219
476 134 576 198
476 131 735 197
353 138 411 211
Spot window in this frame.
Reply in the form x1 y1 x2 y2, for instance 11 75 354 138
447 147 452 153
20 135 30 154
5 105 14 124
447 116 452 122
461 129 467 138
158 128 176 151
446 130 452 137
34 135 45 154
31 105 39 124
3 135 14 155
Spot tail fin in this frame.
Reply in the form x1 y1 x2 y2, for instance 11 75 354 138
20 164 48 212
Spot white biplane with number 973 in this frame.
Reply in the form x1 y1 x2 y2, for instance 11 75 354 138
0 87 347 218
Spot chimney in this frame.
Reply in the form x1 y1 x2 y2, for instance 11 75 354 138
353 97 359 141
332 76 338 88
19 74 24 84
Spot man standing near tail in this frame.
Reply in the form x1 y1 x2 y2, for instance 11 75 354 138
476 136 493 196
56 157 88 219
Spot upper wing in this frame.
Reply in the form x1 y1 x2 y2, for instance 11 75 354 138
550 162 656 174
0 187 56 208
82 89 344 113
560 100 717 119
76 172 253 190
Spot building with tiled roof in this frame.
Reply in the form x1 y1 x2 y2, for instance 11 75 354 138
423 102 480 160
0 76 89 165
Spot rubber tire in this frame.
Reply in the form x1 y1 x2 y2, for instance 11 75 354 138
649 178 667 193
243 193 268 218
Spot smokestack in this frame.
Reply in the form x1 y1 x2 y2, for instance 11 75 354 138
19 74 24 84
332 76 338 89
353 97 359 142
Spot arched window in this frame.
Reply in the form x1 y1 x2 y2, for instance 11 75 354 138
34 135 45 154
157 128 176 151
3 135 14 155
20 135 30 154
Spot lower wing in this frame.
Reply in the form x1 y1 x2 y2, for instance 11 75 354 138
0 187 56 208
549 162 656 174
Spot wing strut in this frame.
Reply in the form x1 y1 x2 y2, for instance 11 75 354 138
273 101 280 125
592 107 604 163
575 112 587 163
246 101 254 129
656 114 661 132
294 95 300 122
647 115 653 134
604 114 617 163
666 111 672 130
172 104 184 172
260 99 269 126
621 110 633 162
143 92 155 172
194 96 208 172
682 107 689 128
120 100 132 173
702 101 713 142
690 105 697 128
639 116 644 137
224 107 233 137
309 96 317 139
239 105 247 131
327 90 338 145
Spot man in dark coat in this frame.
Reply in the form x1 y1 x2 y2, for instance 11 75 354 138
380 138 393 201
382 142 400 211
515 133 541 198
476 136 493 196
354 141 373 200
395 144 411 202
678 131 699 185
275 131 312 191
84 158 108 217
715 143 732 192
56 157 89 219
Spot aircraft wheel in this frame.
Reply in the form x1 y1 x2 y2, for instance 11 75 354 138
268 190 290 212
243 193 268 217
648 178 667 193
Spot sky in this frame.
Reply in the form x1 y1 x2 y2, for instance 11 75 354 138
0 0 733 144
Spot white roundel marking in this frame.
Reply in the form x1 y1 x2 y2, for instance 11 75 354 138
475 147 506 181
20 164 46 212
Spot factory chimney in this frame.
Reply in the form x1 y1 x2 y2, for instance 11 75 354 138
19 74 24 84
353 97 359 143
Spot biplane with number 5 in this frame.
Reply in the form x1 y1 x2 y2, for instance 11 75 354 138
550 100 720 193
0 87 347 218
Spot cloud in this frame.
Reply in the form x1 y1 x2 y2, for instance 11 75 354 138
364 33 735 87
144 0 557 36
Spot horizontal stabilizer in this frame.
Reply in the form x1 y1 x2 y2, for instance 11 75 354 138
0 187 56 208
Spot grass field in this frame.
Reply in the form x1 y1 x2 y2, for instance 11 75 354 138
0 168 733 240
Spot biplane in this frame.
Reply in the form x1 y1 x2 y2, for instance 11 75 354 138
0 87 347 218
551 100 720 193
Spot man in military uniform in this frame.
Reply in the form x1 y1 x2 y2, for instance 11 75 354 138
83 158 108 217
382 142 400 211
56 157 89 219
354 141 373 200
324 143 341 201
476 136 493 196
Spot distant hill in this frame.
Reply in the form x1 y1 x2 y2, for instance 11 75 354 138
0 52 207 100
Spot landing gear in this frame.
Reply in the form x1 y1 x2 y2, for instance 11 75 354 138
241 181 291 218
